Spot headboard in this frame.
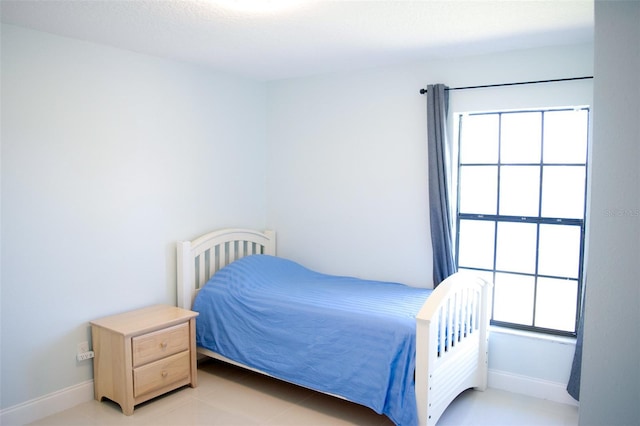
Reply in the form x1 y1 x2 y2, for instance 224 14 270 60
176 228 276 309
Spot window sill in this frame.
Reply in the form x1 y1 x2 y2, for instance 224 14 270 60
490 325 577 346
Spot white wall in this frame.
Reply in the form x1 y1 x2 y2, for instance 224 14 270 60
266 67 432 286
1 21 600 416
580 1 640 424
266 44 593 397
266 45 593 286
0 25 267 410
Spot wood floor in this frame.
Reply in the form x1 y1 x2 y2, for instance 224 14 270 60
29 359 579 426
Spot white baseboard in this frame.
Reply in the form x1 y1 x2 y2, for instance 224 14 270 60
0 380 94 426
488 369 579 406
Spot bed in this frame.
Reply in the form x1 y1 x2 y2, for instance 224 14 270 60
177 228 492 426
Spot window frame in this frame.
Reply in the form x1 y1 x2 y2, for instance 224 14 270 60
453 107 590 337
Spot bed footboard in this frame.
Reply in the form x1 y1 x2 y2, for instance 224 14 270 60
415 272 493 426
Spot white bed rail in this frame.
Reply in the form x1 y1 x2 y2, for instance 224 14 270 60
176 228 276 309
415 272 493 426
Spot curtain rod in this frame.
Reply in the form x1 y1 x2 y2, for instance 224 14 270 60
419 76 593 95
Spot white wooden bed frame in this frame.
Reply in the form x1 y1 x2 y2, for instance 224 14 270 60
177 228 492 426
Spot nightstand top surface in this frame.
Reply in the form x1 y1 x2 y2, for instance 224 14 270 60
90 304 198 336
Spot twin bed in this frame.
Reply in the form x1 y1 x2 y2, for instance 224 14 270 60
177 228 492 426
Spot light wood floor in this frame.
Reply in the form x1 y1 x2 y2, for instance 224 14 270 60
29 359 578 425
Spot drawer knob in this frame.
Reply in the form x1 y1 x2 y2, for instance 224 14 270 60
161 342 168 349
162 370 168 378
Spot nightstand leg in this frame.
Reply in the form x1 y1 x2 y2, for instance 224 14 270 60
122 402 134 416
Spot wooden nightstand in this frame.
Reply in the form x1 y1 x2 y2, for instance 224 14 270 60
90 305 199 415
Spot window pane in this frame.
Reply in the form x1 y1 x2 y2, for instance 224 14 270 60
459 166 497 214
541 166 586 219
460 114 499 163
499 166 540 217
535 277 578 332
538 224 581 278
493 273 535 325
501 112 542 163
457 220 495 270
543 110 588 164
496 222 537 274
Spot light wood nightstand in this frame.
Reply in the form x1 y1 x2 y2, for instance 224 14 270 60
90 305 199 415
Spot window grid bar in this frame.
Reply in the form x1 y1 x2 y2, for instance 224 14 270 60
532 111 545 330
458 266 580 283
460 162 586 167
459 214 583 226
491 113 502 323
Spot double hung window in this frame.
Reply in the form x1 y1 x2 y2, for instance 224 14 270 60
455 107 589 336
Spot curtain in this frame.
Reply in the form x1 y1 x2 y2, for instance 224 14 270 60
567 279 587 400
426 84 456 286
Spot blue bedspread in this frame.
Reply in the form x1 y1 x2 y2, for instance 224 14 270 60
193 255 432 425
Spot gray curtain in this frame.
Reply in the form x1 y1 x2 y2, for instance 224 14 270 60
426 84 456 286
567 278 587 400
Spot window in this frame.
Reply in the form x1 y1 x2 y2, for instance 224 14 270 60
455 107 589 336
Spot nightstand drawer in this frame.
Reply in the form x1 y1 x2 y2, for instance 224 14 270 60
133 350 190 397
132 322 189 367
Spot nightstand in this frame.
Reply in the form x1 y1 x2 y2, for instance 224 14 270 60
90 305 199 415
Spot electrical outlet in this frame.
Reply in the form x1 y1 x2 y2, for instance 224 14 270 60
76 341 94 361
77 351 95 361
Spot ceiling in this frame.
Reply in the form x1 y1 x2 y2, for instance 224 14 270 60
0 0 594 81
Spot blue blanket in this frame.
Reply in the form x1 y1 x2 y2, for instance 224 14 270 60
193 255 432 425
